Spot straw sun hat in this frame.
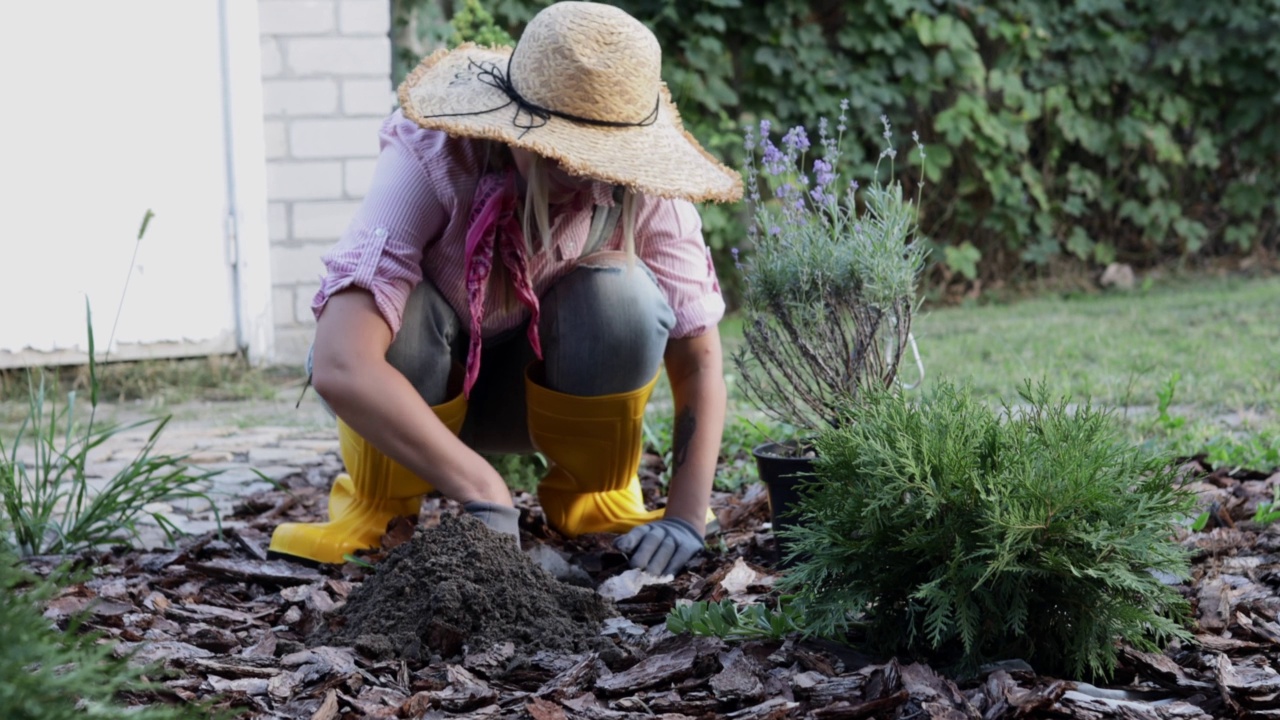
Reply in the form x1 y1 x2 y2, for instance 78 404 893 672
398 1 743 204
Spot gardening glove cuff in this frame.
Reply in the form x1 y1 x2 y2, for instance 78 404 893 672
462 501 521 549
613 516 704 577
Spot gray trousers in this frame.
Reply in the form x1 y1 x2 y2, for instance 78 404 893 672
339 255 676 454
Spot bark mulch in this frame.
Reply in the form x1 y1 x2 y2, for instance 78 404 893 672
28 453 1280 719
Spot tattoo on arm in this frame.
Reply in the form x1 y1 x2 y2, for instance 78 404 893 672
672 407 696 474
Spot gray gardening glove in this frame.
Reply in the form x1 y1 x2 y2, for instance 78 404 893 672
613 517 704 577
462 501 521 549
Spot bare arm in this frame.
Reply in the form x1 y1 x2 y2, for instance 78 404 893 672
661 326 727 535
309 289 511 506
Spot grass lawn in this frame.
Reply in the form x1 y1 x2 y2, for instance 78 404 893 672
910 275 1280 414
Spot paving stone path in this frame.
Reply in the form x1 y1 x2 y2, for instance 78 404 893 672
3 395 341 549
6 387 1269 552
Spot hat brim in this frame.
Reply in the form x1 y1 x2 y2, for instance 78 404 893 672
399 44 743 204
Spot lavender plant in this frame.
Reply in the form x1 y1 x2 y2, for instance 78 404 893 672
735 106 927 431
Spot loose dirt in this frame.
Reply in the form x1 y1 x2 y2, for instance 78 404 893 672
310 513 615 661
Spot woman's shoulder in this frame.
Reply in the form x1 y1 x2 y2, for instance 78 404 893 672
379 109 491 181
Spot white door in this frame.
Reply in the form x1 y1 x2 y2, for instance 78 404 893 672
0 1 249 368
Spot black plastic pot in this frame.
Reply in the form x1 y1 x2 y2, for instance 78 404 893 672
752 440 818 568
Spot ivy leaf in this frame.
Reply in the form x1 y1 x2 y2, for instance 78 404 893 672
1065 226 1094 260
943 242 982 280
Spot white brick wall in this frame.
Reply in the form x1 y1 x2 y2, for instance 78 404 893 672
260 0 391 364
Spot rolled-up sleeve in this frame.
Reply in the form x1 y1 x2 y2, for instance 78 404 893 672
635 197 726 339
311 113 452 338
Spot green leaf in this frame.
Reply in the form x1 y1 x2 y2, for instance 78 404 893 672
1065 226 1094 260
943 242 981 280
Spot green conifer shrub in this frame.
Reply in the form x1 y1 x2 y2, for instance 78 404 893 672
781 380 1195 679
0 541 199 719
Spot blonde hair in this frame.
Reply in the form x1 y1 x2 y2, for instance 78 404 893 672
522 154 553 255
620 189 637 262
520 154 640 261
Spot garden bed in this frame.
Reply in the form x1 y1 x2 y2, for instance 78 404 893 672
29 452 1280 719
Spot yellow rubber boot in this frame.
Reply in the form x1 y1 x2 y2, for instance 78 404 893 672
268 393 467 563
526 369 667 537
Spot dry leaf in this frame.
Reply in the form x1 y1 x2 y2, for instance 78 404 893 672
380 515 417 551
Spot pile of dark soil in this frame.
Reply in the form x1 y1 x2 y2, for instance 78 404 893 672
310 514 614 661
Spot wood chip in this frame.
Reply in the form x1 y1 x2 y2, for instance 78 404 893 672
1196 577 1234 632
192 558 323 586
899 663 979 718
1193 632 1263 653
1055 690 1213 719
309 690 340 720
242 630 279 658
526 696 568 720
811 690 910 719
419 665 498 713
1122 647 1215 692
726 697 802 719
595 643 697 695
230 526 271 562
537 654 606 700
205 674 271 697
189 657 281 679
114 640 213 667
464 641 516 678
802 675 869 706
710 648 765 706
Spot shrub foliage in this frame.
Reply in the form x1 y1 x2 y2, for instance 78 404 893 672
0 543 198 719
781 380 1195 679
400 0 1280 291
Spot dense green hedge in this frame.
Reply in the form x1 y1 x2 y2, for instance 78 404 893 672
400 0 1280 297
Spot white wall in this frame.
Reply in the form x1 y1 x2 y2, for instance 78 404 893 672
0 1 271 369
259 0 394 365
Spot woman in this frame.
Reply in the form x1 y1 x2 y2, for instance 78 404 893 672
268 1 742 578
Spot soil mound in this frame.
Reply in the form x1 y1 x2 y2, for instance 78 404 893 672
311 514 615 660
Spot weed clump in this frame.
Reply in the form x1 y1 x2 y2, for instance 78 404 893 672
0 303 220 556
782 380 1195 679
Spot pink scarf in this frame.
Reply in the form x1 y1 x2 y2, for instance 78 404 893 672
462 170 542 397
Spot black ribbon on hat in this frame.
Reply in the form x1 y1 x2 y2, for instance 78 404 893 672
422 56 660 137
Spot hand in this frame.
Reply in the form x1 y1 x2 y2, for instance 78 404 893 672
613 517 704 577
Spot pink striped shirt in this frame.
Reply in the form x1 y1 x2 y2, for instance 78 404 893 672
312 111 726 341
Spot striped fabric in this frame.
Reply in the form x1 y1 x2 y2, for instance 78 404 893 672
312 111 727 341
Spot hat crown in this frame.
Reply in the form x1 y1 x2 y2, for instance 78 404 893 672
509 2 662 125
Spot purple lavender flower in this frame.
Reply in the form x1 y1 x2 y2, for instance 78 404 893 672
761 141 787 176
731 246 741 268
783 126 811 153
769 226 781 236
775 182 793 199
758 119 772 142
813 158 835 189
